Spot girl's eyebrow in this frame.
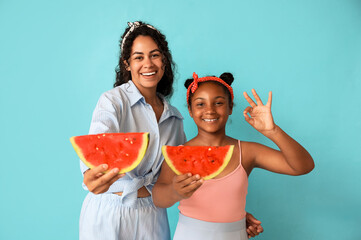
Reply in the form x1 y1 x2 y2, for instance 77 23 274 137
193 96 226 101
132 49 161 56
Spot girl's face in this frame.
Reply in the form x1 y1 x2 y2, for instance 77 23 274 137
126 35 165 94
188 82 233 134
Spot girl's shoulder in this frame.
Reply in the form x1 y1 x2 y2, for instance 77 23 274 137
184 138 197 146
239 141 265 151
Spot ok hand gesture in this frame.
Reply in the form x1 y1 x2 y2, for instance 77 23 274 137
243 89 276 135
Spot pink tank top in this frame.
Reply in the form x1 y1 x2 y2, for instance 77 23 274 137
178 141 248 223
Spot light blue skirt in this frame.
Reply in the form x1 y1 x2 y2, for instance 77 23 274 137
79 192 170 240
173 213 247 240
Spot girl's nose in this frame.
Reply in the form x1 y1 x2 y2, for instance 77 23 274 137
205 105 216 114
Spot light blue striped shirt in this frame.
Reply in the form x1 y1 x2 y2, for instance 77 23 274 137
80 81 186 207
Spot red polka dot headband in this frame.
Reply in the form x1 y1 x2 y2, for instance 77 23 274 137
186 72 234 104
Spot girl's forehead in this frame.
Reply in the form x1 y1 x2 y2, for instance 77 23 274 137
194 82 227 95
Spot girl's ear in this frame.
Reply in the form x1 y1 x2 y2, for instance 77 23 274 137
123 60 130 71
188 105 193 118
229 102 233 115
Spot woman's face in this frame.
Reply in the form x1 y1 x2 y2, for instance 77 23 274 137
188 82 233 134
126 35 165 95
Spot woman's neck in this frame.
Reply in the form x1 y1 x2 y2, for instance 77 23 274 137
139 88 162 106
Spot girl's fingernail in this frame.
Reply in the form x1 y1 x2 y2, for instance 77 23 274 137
103 164 108 169
113 168 119 173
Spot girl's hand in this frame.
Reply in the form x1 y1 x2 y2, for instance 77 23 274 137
243 89 276 135
172 173 203 200
83 164 125 194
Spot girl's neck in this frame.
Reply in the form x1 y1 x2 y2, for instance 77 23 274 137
194 130 229 146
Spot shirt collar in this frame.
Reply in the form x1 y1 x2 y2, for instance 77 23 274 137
124 81 145 107
125 80 183 120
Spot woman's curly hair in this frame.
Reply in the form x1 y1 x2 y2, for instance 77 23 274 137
114 22 175 99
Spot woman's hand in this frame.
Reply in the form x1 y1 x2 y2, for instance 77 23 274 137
246 212 264 238
83 164 125 194
172 173 203 200
243 89 276 135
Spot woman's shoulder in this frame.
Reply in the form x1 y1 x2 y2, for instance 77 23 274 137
98 82 139 105
162 98 183 120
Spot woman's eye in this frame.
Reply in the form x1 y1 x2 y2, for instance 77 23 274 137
151 54 160 58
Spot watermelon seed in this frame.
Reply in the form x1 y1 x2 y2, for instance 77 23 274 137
126 153 129 157
96 147 99 150
97 136 100 139
183 159 187 162
130 141 133 144
103 134 106 137
208 148 211 151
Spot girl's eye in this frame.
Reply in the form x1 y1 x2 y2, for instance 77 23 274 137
195 103 204 107
215 102 224 106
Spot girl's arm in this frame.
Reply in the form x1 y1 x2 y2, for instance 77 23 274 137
243 89 314 175
152 161 203 208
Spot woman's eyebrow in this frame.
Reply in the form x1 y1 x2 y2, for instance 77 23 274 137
132 49 161 56
132 51 144 56
150 49 161 53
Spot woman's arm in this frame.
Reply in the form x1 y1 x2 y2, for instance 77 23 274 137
82 92 125 193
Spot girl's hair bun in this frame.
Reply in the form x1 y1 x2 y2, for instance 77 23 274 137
184 78 194 89
219 72 234 86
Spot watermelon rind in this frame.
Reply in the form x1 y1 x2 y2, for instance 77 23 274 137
70 132 149 174
119 132 149 173
162 145 182 175
162 145 234 180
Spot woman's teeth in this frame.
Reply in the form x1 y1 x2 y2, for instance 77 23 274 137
141 72 156 76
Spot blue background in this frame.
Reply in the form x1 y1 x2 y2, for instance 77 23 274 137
1 0 360 239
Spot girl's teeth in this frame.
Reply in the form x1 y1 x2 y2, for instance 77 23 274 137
203 119 217 122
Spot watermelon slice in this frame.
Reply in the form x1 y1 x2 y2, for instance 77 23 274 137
70 132 149 173
162 145 234 180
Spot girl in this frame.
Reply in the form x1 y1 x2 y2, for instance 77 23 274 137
79 22 262 240
153 72 315 239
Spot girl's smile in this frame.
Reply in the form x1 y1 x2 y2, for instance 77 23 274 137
189 82 233 134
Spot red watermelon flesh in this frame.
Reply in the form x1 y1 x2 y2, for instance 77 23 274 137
70 132 149 173
162 145 234 180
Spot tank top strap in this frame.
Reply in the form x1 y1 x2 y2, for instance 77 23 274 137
238 140 242 165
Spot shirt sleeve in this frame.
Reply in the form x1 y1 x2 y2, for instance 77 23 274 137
80 92 123 192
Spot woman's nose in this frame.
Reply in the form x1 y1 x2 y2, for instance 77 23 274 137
143 56 154 68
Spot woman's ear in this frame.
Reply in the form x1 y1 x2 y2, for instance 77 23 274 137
123 60 130 71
